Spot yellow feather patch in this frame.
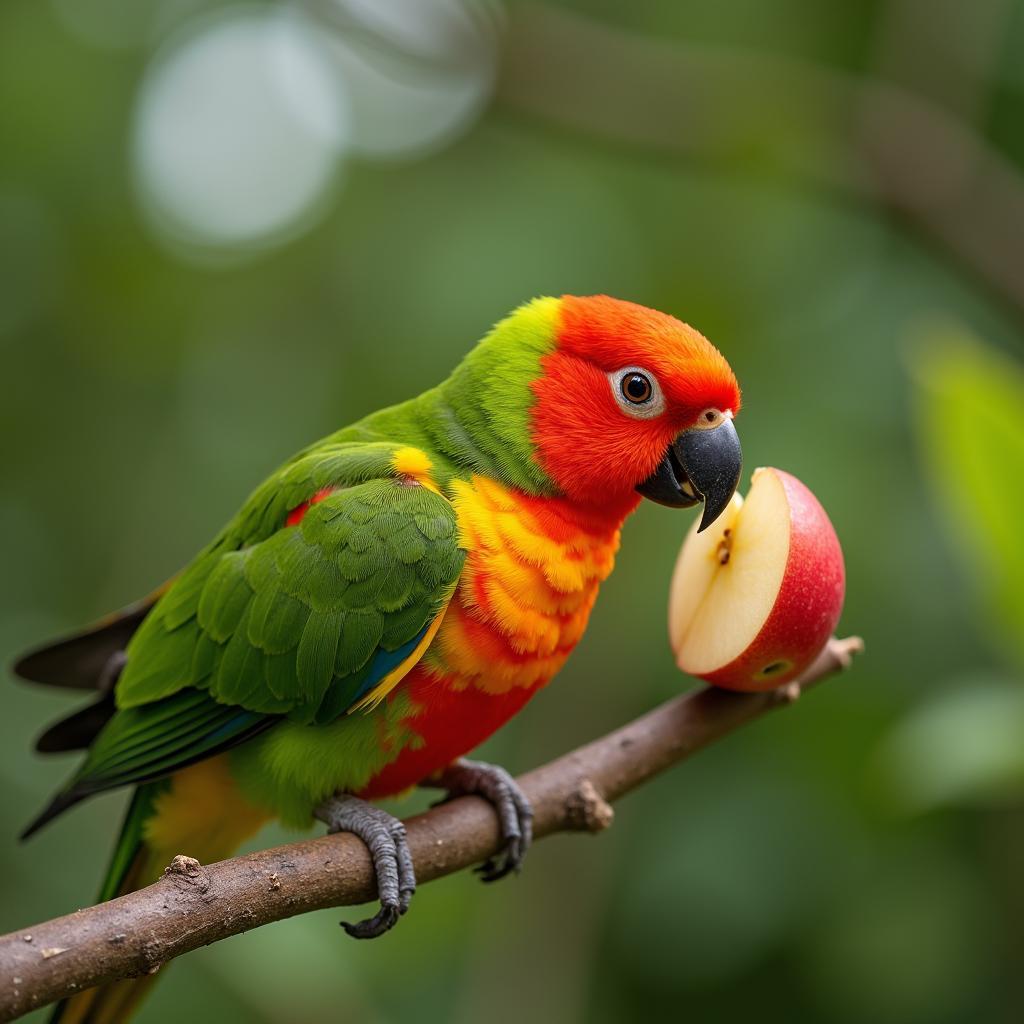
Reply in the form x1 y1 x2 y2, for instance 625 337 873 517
429 473 625 696
483 548 588 615
144 755 270 865
435 605 566 691
391 446 439 492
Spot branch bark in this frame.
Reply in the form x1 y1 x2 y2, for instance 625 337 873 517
0 637 862 1021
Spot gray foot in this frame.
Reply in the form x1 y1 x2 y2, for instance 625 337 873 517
315 794 415 939
433 758 533 882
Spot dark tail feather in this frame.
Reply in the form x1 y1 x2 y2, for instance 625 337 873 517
12 584 171 692
36 693 117 754
19 786 88 841
15 622 137 691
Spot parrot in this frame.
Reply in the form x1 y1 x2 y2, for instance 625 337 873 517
13 294 742 1023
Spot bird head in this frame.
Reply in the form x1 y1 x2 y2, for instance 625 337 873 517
442 294 742 531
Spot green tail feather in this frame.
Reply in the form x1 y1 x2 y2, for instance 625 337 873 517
48 783 166 1024
97 782 166 904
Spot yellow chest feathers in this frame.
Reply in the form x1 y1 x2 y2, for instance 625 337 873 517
426 476 623 693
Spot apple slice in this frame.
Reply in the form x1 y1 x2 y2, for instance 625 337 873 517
668 467 845 691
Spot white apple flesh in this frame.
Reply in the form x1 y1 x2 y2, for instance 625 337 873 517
668 467 845 691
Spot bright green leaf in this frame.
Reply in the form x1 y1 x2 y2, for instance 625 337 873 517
874 677 1024 813
910 326 1024 667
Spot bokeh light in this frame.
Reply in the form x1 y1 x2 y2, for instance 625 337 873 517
130 1 502 260
132 8 350 253
314 0 502 159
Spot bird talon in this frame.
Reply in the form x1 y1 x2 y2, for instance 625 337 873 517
341 901 401 940
474 858 499 880
477 862 509 884
315 794 416 940
433 758 533 883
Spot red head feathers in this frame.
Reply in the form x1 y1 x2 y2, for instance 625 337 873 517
530 295 741 510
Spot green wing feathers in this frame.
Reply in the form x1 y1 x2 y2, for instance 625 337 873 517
23 443 465 837
118 445 465 725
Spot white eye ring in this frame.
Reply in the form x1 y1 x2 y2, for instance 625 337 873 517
696 408 729 430
609 366 666 419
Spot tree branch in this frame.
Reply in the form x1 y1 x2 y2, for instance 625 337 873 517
496 3 1024 324
0 637 862 1021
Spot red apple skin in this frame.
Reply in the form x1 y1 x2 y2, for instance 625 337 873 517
698 469 845 692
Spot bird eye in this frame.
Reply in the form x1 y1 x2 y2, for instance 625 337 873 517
609 366 665 419
621 373 653 404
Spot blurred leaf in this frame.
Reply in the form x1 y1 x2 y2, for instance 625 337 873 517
910 326 1024 667
874 676 1024 813
801 843 994 1024
608 766 865 987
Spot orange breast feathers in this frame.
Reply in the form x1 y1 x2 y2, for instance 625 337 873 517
426 476 628 694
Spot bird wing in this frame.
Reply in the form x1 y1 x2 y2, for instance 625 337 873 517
117 442 465 725
22 443 465 835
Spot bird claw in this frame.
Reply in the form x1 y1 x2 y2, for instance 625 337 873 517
341 901 401 940
434 758 533 883
315 794 416 939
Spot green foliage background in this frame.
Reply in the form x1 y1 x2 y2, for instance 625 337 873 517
2 2 1024 1022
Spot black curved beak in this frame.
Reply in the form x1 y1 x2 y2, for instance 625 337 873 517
637 418 742 532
